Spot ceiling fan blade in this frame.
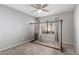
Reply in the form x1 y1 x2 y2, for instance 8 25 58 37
31 5 39 9
36 4 41 9
42 9 49 12
31 10 38 13
42 4 48 8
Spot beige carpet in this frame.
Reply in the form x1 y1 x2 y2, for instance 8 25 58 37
0 41 77 55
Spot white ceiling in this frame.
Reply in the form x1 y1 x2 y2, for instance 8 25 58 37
4 4 76 18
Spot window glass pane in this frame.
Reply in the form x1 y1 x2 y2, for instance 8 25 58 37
40 22 56 34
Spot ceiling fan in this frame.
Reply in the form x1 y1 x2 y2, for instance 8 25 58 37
30 4 49 13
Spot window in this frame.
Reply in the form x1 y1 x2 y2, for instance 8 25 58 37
40 22 56 34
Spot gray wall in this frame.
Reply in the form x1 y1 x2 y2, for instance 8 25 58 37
0 5 35 50
39 12 74 44
74 5 79 54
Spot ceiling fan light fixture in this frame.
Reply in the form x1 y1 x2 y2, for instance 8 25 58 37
38 9 42 13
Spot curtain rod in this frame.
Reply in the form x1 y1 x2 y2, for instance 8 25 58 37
30 19 62 24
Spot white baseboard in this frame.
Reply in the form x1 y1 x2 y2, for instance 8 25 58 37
0 40 31 52
62 42 73 45
0 40 74 52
